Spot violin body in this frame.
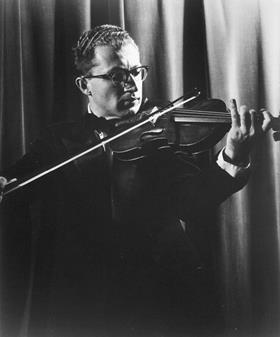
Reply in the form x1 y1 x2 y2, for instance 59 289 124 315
110 98 230 161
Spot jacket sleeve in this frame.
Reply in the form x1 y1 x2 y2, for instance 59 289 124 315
167 161 249 224
1 123 66 201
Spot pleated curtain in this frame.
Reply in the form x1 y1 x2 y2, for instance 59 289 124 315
0 1 279 336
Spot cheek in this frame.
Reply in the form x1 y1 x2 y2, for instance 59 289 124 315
135 80 143 93
138 84 143 95
93 85 119 105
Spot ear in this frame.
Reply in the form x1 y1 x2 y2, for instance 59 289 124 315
75 77 90 96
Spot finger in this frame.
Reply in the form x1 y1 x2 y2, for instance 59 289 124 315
0 177 7 202
229 98 239 128
261 109 273 132
239 105 250 133
0 176 8 189
249 109 256 134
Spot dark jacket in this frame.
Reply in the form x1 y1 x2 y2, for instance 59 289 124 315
1 99 248 337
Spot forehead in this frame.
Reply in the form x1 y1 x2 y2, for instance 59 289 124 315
91 44 140 72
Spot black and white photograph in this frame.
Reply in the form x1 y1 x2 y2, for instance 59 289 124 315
0 1 280 336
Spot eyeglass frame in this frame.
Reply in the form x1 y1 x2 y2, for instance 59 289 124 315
79 65 149 87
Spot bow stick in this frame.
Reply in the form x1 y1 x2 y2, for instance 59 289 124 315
4 90 201 196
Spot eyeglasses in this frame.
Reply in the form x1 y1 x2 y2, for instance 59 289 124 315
81 65 149 87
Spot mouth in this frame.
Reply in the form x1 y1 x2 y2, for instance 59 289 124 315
119 94 140 109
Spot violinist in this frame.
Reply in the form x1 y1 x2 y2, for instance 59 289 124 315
0 24 272 337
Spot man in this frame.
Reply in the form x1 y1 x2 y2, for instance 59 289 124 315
0 25 272 337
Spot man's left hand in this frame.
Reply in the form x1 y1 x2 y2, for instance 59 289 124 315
224 99 272 165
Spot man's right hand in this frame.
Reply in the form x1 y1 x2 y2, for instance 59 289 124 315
0 176 8 203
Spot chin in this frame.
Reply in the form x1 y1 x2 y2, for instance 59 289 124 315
119 105 140 118
128 106 139 115
116 100 141 118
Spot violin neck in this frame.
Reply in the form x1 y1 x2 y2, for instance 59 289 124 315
172 109 231 124
172 109 280 128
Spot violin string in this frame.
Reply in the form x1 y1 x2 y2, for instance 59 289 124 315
173 109 231 116
179 116 231 119
172 109 232 121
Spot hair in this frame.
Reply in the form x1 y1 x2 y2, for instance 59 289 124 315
73 24 139 75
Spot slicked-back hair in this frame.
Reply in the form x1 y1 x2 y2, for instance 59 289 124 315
73 24 139 75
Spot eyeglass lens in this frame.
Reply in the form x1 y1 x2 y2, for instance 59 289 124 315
111 67 148 85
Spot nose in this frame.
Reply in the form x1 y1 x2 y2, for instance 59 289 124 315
122 73 138 91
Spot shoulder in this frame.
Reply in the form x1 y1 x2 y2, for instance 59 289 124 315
44 114 99 143
30 114 102 161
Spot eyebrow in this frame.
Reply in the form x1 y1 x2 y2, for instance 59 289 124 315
86 64 141 76
97 66 127 74
109 65 141 72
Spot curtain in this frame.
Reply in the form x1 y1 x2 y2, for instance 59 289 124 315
0 1 279 336
204 1 280 336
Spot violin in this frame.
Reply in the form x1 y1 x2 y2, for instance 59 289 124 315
110 97 230 160
108 96 280 162
3 90 280 196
